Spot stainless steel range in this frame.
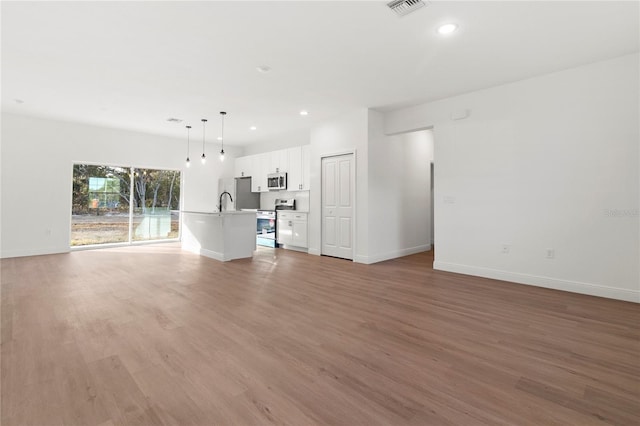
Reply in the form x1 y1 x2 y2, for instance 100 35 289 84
256 210 277 248
256 199 296 248
274 198 295 211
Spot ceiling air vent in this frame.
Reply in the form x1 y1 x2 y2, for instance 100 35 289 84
166 117 183 123
387 0 427 17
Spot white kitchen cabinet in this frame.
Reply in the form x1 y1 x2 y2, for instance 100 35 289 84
234 155 252 178
237 145 309 192
292 215 308 247
277 211 308 248
250 153 268 192
286 145 310 191
301 145 310 191
287 146 303 191
269 149 289 174
276 216 291 245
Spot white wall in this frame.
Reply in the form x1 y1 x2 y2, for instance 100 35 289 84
242 128 310 156
385 53 639 302
308 108 369 258
183 152 239 213
365 110 433 263
307 108 433 263
260 190 310 212
0 113 240 258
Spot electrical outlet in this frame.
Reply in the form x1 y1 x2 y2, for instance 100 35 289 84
45 228 52 236
545 248 555 259
501 244 510 254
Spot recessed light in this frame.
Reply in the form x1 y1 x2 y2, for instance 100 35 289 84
217 136 223 141
437 23 458 35
250 126 257 131
299 110 309 116
256 65 272 73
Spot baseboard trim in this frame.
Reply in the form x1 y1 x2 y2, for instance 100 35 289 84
280 245 308 253
183 245 253 262
355 245 432 265
198 248 225 262
1 247 70 259
433 261 639 303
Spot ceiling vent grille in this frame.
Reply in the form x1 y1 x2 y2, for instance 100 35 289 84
387 0 427 17
166 117 183 123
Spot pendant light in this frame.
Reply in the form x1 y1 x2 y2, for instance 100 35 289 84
185 125 192 168
219 111 227 162
200 118 207 164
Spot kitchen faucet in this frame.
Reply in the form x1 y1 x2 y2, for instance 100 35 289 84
218 191 233 212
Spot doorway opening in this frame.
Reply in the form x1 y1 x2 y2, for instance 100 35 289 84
386 128 435 260
430 160 435 247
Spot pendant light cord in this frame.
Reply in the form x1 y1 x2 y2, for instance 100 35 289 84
220 111 226 153
201 118 207 163
186 125 191 157
201 119 207 154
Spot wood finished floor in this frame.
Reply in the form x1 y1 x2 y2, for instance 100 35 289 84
1 244 639 425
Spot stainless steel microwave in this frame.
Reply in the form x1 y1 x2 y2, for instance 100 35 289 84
267 172 287 191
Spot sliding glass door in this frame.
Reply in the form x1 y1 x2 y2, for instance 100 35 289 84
71 164 180 247
132 168 180 242
71 165 131 246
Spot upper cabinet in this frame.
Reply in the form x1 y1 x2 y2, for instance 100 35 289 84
234 155 252 178
235 145 310 193
287 146 310 191
287 147 302 191
301 145 310 191
251 153 268 192
268 149 289 174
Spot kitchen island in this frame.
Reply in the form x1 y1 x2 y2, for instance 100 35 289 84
181 211 256 261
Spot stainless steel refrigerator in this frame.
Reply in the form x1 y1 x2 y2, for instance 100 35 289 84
218 177 260 211
234 177 260 210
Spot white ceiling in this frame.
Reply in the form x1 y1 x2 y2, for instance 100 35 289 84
2 1 638 146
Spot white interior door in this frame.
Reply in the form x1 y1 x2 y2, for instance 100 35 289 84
322 154 354 260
